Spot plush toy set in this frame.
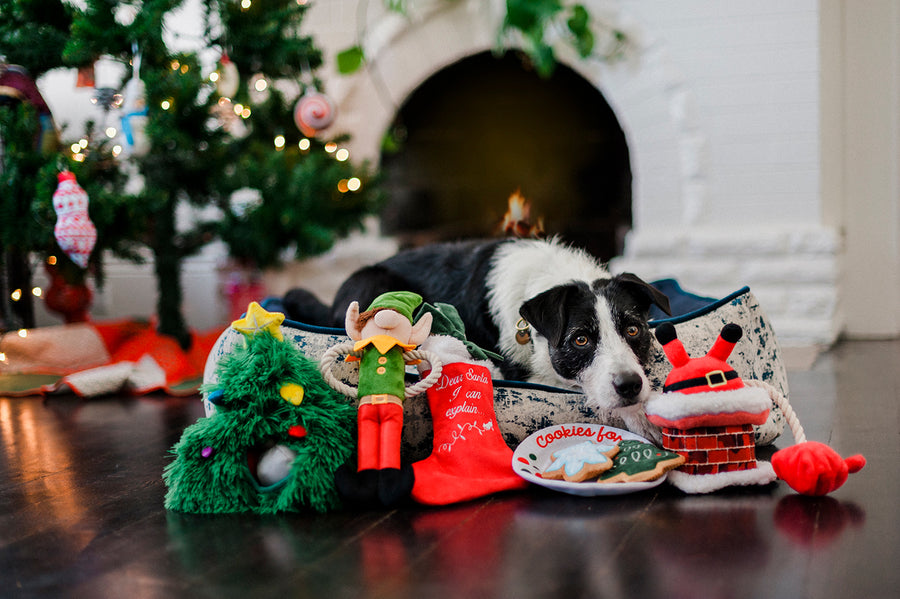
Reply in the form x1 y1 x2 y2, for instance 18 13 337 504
164 284 865 513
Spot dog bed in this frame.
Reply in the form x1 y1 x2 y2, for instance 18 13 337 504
202 280 787 461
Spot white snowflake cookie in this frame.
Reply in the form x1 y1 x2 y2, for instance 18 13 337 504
542 440 621 482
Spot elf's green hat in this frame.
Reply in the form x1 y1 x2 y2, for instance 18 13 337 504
415 302 503 362
366 291 423 323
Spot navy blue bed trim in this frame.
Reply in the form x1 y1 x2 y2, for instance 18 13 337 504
648 279 751 327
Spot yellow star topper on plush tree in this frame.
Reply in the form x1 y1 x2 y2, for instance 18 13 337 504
231 302 285 341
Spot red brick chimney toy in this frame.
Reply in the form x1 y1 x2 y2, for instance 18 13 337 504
646 322 777 493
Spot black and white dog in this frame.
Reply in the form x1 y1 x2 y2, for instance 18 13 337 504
285 237 671 438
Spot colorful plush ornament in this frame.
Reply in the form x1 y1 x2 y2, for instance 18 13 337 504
163 302 357 514
52 171 97 269
215 54 240 98
320 291 442 508
410 303 528 505
646 322 777 493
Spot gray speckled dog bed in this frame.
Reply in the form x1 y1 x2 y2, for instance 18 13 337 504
202 280 787 461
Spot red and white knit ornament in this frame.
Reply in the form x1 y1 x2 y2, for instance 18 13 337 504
52 171 97 269
293 92 336 137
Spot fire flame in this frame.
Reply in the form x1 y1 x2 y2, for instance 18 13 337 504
498 190 545 238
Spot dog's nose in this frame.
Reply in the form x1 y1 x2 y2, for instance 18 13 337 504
613 372 643 403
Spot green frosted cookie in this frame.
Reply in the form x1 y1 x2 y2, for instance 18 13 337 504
597 439 685 483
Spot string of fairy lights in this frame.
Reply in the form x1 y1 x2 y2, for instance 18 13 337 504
71 56 359 187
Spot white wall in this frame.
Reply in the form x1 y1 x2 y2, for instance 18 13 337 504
828 0 900 339
598 0 841 346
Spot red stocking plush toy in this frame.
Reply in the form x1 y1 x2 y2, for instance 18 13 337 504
411 303 528 505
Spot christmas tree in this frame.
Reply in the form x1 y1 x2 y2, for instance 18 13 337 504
2 0 382 344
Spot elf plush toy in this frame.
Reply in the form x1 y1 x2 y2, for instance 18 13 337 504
320 291 443 507
410 303 529 505
163 302 356 514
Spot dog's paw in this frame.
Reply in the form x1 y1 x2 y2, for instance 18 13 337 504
614 404 663 445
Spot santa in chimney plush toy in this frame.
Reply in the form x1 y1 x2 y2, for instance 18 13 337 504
646 322 778 493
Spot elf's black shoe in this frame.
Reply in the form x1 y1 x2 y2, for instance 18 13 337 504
377 465 414 507
335 465 379 508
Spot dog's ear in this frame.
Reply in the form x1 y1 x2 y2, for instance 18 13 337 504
519 284 581 347
611 273 672 316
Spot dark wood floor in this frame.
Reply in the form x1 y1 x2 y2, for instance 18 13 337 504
1 339 897 599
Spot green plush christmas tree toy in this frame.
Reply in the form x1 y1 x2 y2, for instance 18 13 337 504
163 302 356 514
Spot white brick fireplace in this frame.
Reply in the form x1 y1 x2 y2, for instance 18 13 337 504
305 0 857 348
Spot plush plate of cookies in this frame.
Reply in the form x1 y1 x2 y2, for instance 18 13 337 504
512 423 685 496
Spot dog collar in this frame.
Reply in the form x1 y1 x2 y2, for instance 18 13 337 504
515 317 532 345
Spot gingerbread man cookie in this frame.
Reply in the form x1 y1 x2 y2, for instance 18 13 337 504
542 440 620 482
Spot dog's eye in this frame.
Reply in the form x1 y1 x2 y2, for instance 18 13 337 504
626 325 640 337
573 335 589 347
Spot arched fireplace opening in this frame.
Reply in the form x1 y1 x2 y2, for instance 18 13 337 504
379 51 632 261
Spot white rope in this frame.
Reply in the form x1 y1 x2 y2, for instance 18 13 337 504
745 379 806 444
320 341 360 398
401 349 442 398
319 342 443 401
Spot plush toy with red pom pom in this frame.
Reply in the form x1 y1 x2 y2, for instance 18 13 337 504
649 321 865 496
762 361 866 495
646 322 777 493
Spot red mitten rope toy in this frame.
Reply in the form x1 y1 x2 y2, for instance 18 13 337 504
769 408 866 496
649 322 865 496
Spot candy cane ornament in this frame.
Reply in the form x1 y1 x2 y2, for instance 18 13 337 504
293 92 336 137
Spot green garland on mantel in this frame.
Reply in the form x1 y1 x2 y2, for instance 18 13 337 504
337 0 629 79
